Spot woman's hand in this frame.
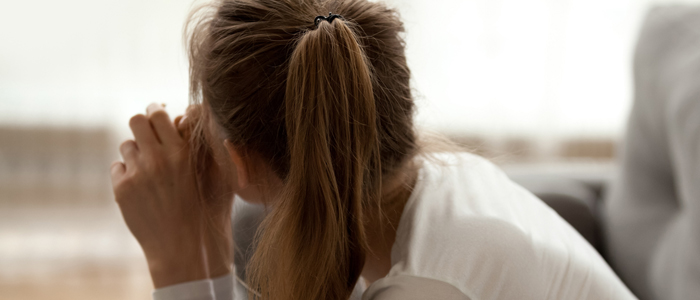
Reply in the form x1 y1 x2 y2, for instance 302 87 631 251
175 104 236 279
110 103 232 288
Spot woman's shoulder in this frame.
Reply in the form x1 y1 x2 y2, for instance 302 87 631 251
413 151 514 191
388 151 550 298
409 151 540 218
381 151 637 300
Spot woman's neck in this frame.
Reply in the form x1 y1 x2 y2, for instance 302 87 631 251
361 162 419 284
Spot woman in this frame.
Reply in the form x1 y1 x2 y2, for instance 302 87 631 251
110 0 636 299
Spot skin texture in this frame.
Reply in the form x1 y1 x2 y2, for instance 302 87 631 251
111 103 236 288
112 103 413 289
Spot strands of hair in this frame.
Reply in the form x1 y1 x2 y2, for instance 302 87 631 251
186 0 417 299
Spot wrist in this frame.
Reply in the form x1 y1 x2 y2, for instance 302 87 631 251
146 248 208 288
204 218 234 278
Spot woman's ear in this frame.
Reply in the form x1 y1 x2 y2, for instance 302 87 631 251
224 139 249 189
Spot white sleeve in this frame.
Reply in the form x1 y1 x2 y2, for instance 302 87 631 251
151 270 240 300
362 275 470 300
152 278 216 300
212 273 235 300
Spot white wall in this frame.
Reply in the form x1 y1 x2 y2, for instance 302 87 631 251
0 0 193 130
1 0 698 139
389 0 700 138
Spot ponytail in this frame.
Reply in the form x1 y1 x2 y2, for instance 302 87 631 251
247 17 381 300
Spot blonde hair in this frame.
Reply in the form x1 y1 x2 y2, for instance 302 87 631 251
186 0 416 299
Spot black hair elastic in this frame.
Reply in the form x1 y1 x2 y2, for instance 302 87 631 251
314 12 344 27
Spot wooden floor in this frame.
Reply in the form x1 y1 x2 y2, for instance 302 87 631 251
0 205 153 300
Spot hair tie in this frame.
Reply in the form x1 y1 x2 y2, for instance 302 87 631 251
314 12 344 27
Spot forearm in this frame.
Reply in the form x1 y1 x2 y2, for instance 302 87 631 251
148 253 209 289
145 232 209 288
203 213 234 278
145 225 233 288
143 213 232 288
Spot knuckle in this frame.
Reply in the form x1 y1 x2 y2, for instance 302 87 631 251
129 114 147 127
110 161 124 174
150 109 169 121
119 139 133 148
119 140 136 154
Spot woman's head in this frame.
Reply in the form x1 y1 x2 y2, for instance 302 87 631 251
187 0 416 298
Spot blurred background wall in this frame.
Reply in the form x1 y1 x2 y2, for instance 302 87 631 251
1 0 699 299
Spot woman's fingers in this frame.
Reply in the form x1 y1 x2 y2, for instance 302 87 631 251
177 115 192 139
173 115 183 128
119 140 139 169
146 103 182 146
173 115 190 138
110 161 126 186
185 104 201 118
129 114 158 150
177 104 202 139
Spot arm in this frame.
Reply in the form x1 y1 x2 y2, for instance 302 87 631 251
111 103 235 294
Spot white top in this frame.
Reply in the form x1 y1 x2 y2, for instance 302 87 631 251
154 152 636 300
